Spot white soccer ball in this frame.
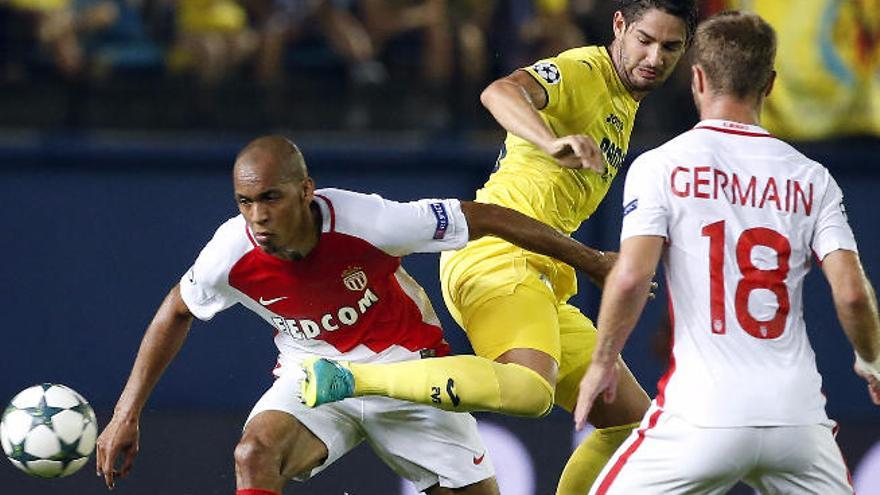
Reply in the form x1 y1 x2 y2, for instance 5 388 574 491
1 383 98 478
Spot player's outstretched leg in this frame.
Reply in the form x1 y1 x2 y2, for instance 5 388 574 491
301 354 554 417
300 357 354 407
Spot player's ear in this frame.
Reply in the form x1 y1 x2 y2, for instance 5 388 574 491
764 70 776 97
691 64 705 95
612 11 626 38
301 177 315 202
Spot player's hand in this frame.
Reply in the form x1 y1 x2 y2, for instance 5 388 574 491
867 379 880 405
589 250 618 289
96 414 140 489
546 135 605 174
853 358 880 405
573 360 620 431
588 251 659 299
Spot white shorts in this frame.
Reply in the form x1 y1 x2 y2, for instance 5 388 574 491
590 405 854 495
245 371 495 492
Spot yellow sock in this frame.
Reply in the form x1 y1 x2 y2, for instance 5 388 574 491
555 422 639 495
349 355 554 417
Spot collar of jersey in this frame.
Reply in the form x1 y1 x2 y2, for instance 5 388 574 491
693 119 772 137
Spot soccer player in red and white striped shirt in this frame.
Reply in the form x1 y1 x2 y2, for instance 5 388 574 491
95 135 615 495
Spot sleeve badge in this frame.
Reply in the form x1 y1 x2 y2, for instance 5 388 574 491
532 61 561 85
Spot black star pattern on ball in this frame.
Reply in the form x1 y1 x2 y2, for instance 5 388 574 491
23 392 66 432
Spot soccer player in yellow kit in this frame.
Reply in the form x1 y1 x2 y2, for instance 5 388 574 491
303 2 697 492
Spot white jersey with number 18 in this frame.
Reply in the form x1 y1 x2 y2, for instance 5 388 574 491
621 119 858 427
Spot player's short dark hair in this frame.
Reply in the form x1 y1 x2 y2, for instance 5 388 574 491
618 0 699 44
694 11 777 99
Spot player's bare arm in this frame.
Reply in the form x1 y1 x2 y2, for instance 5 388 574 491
96 284 194 489
460 200 614 286
480 70 604 173
821 249 880 404
574 235 663 430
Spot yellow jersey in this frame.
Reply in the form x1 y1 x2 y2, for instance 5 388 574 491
442 46 639 303
479 45 639 234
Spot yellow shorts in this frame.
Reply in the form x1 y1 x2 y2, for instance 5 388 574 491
440 245 597 412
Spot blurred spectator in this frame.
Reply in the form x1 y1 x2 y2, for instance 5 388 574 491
570 0 609 42
249 0 385 86
360 0 453 86
491 0 586 75
80 0 164 79
167 0 258 84
518 0 584 58
0 0 720 133
449 0 494 84
5 0 118 77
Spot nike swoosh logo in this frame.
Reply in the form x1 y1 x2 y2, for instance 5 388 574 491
473 453 485 465
446 378 460 407
259 296 288 306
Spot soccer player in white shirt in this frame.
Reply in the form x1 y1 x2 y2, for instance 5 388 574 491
574 11 880 495
94 135 616 495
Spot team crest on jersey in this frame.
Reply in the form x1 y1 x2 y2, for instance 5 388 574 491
532 62 561 85
342 267 368 292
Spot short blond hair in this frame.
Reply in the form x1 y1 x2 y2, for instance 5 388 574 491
694 11 777 99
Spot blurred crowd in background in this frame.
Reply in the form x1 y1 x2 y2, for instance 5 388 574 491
0 0 877 142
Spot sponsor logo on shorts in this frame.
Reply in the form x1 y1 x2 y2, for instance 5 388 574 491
623 198 639 217
473 452 486 465
430 202 449 240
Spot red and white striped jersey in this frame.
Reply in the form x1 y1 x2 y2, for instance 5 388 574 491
179 188 470 376
621 119 858 427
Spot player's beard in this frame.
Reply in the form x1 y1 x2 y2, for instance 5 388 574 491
258 237 305 260
257 239 279 255
624 62 668 93
615 43 668 94
630 66 666 92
